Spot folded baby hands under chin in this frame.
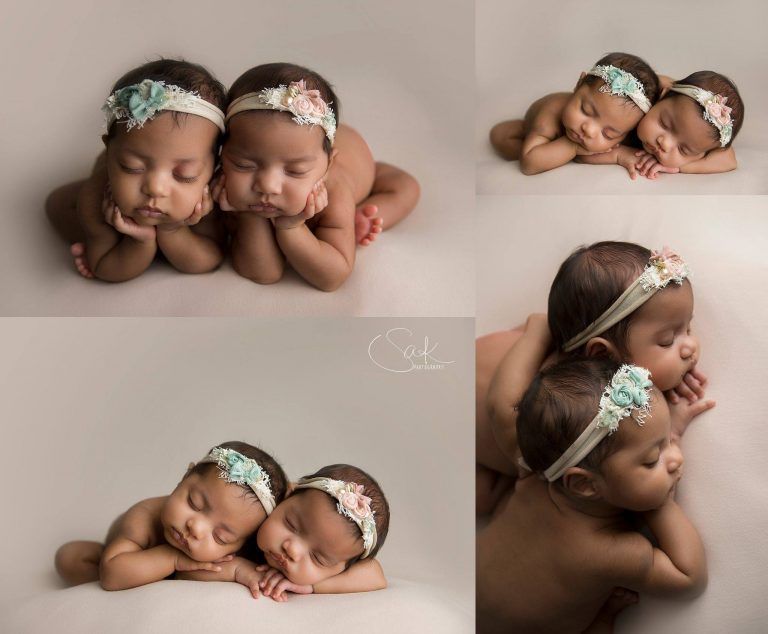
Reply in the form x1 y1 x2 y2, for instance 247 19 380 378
232 559 313 602
211 172 328 228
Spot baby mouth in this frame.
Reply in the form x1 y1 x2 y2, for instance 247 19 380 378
268 551 287 570
249 202 280 214
172 528 190 551
136 206 166 218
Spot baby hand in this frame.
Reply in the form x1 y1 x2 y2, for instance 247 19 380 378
212 172 237 212
256 565 313 602
666 386 715 442
232 559 265 599
173 551 228 573
573 143 616 156
273 181 326 231
184 184 214 226
634 151 680 179
616 146 641 180
103 190 156 243
669 367 708 404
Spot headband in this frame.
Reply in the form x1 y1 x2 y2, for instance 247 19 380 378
668 84 733 147
103 79 226 133
563 247 690 353
544 365 653 481
198 446 276 515
225 80 337 144
585 65 651 113
294 477 377 558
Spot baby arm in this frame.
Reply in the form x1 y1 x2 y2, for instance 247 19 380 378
616 499 707 597
275 182 355 292
77 153 157 282
99 505 222 590
155 185 225 274
679 147 737 174
485 314 552 464
260 559 386 601
176 556 263 598
520 132 580 175
575 145 641 179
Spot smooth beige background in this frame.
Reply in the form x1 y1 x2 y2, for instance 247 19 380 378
0 0 474 316
476 0 768 194
0 318 473 632
477 195 768 632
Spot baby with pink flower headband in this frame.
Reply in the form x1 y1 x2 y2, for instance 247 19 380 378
477 241 716 517
176 462 390 601
213 62 420 290
580 70 745 179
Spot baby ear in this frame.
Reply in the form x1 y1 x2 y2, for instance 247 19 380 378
659 85 670 98
585 337 620 361
561 467 600 499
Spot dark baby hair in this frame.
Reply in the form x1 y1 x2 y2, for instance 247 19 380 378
548 241 651 355
584 52 661 106
188 440 289 510
517 357 625 477
669 71 744 147
227 62 340 156
105 58 226 139
295 463 389 564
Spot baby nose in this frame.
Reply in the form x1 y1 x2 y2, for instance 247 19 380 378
254 169 281 195
680 336 698 360
186 516 204 539
142 171 170 198
666 443 684 474
581 120 597 138
282 537 302 561
656 134 671 153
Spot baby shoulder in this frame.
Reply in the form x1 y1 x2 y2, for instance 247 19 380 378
596 530 654 588
527 93 568 138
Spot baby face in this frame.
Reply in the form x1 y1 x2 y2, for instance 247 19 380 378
561 81 643 153
105 112 218 226
597 388 683 511
257 489 364 585
221 112 329 216
624 280 698 392
637 96 717 168
160 468 266 562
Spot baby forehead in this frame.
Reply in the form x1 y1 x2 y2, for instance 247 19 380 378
634 281 693 320
196 471 263 524
584 84 643 127
660 96 716 144
290 490 360 542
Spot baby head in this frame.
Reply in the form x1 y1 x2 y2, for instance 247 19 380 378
518 358 683 512
638 71 743 168
562 52 661 153
222 62 339 216
161 441 288 563
257 464 390 586
549 241 698 392
102 59 226 225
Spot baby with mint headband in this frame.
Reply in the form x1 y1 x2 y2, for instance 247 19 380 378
55 442 288 590
175 463 390 600
478 357 709 631
211 62 420 291
489 52 661 175
476 241 716 517
46 58 229 282
579 70 744 178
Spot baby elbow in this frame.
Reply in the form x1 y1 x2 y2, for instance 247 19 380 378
519 159 539 176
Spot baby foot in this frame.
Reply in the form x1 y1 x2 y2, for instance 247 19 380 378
355 204 383 246
70 243 94 279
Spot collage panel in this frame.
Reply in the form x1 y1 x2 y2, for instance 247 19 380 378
475 195 768 632
0 318 473 633
0 0 474 317
476 0 766 195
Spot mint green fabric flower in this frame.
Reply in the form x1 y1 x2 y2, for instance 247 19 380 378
606 68 638 96
115 80 168 124
225 451 263 484
611 384 635 407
